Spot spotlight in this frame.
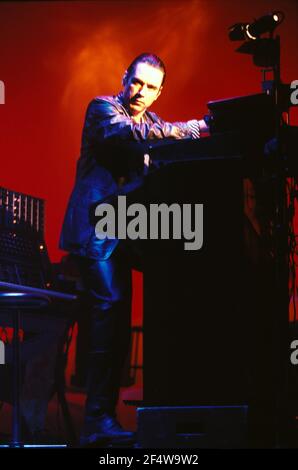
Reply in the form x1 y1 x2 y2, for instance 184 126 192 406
229 11 284 41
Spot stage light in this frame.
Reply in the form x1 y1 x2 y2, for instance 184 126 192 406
229 11 284 41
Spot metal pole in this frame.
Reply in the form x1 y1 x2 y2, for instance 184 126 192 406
11 308 22 447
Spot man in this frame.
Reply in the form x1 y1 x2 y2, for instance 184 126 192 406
59 53 208 446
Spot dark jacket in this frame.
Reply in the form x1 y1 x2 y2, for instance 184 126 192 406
59 93 196 259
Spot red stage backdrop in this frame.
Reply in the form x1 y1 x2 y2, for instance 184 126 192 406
0 0 297 324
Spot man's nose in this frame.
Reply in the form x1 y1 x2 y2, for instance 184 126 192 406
138 84 147 96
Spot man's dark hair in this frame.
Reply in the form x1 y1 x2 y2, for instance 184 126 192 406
126 53 166 86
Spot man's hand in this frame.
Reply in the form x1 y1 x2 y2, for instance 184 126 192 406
198 118 209 133
144 153 150 167
187 119 209 139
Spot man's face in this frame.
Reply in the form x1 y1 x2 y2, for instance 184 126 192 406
122 62 163 119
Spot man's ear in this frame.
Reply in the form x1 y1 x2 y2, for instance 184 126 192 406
122 70 128 86
154 86 163 101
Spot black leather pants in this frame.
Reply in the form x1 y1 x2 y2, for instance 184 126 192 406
75 245 135 418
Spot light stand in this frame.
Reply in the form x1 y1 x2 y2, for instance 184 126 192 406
229 12 293 447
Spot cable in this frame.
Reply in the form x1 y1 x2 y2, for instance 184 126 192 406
287 175 298 322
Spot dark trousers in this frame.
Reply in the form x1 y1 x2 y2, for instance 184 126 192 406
75 242 141 418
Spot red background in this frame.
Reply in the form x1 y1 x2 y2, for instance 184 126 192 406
0 0 297 325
